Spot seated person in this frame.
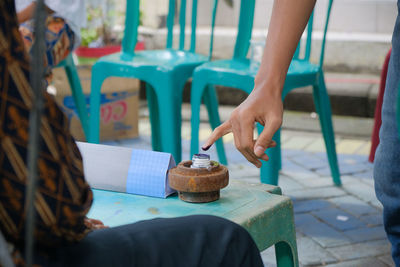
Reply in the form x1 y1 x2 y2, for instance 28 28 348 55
0 1 264 266
16 0 85 81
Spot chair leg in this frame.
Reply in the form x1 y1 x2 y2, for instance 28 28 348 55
202 85 227 165
63 54 89 139
146 83 162 152
275 198 298 267
190 78 207 158
154 79 183 163
88 64 108 143
313 72 341 186
258 125 281 185
275 241 297 267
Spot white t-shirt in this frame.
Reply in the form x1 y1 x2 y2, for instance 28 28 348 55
15 0 86 48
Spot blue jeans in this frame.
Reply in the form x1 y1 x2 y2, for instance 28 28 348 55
374 1 400 265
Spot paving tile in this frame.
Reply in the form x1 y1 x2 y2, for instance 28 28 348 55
260 246 277 267
337 154 370 165
369 199 384 210
338 175 363 186
343 183 377 203
281 148 304 159
282 136 316 150
222 132 234 143
277 175 305 192
315 166 336 177
226 163 244 171
359 213 384 227
316 163 370 177
296 235 338 266
311 207 365 231
359 178 375 187
356 141 372 156
181 125 191 139
328 195 379 217
287 186 346 200
343 226 387 243
329 239 391 261
280 131 291 143
293 199 332 213
282 160 309 171
379 254 395 267
138 120 151 133
295 214 352 248
234 177 260 184
228 165 260 178
198 128 212 141
297 176 337 188
290 153 328 170
336 139 366 155
281 166 321 182
226 151 248 164
352 169 374 180
281 166 321 181
324 257 390 267
338 163 371 175
303 137 327 153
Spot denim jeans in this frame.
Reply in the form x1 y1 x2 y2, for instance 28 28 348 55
374 1 400 265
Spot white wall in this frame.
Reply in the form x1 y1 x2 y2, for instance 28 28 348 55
141 0 397 35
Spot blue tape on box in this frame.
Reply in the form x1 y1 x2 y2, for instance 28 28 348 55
126 149 176 198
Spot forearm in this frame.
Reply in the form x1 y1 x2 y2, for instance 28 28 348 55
254 0 316 96
17 2 54 23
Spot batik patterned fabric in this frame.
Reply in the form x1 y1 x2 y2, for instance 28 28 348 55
19 14 75 80
0 0 92 265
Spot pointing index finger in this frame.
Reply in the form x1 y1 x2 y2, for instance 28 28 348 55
202 121 232 150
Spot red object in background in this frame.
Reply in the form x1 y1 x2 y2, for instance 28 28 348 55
74 41 145 58
369 48 392 163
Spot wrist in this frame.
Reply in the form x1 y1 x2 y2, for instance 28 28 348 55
253 74 284 98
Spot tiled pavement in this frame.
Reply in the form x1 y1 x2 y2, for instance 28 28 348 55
103 106 394 267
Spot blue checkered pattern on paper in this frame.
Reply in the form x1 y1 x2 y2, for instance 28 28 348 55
126 149 175 198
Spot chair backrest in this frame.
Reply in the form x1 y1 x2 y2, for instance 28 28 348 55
121 0 218 58
293 0 334 68
232 0 256 60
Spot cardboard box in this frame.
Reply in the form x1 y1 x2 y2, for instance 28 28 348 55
52 65 140 141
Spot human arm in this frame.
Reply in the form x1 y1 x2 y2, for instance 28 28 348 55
202 0 316 167
17 1 54 23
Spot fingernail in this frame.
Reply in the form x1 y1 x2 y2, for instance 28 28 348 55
254 146 265 157
202 145 211 151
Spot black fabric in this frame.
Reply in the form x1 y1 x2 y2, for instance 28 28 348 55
44 215 264 267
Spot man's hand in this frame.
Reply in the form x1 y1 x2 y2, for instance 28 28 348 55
202 88 282 168
84 218 108 230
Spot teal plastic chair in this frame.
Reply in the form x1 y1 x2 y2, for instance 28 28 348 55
87 0 226 164
190 0 341 186
56 54 89 138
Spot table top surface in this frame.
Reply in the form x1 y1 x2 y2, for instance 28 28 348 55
88 180 287 227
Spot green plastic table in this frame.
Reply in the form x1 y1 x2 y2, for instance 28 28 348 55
88 180 299 267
